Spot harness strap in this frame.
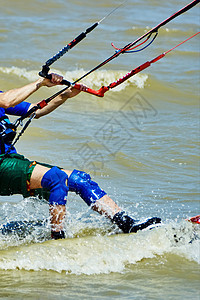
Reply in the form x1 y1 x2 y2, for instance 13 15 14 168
0 135 5 154
0 115 17 158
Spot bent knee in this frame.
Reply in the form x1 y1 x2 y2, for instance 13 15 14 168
41 166 69 205
68 169 107 206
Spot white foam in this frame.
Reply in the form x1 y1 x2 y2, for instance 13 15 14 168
0 66 39 81
0 66 148 90
0 221 199 275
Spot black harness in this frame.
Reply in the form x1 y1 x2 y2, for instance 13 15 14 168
0 115 16 154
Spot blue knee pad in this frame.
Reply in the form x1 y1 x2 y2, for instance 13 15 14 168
68 169 107 206
41 167 69 205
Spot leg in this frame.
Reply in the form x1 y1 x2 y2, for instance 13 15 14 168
32 166 124 235
67 169 122 216
92 194 121 218
31 166 161 236
93 198 161 233
67 169 161 233
30 164 71 238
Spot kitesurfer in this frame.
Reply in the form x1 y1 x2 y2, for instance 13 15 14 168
0 75 161 239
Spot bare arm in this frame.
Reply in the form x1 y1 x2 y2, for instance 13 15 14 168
32 84 86 119
0 74 64 109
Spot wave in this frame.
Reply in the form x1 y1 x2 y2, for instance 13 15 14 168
0 66 148 91
0 217 199 275
0 65 198 107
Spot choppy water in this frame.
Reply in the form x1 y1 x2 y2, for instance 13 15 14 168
0 0 200 299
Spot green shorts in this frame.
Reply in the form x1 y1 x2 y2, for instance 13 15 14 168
0 153 55 201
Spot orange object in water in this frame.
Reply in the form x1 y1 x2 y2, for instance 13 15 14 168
187 215 200 224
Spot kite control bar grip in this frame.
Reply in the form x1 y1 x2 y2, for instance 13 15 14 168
38 71 72 87
73 83 109 97
39 69 108 97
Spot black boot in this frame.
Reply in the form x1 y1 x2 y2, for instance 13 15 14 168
112 211 161 233
51 230 65 240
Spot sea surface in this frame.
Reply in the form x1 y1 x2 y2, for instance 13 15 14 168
0 0 199 299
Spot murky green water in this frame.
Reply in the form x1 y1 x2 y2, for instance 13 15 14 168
0 0 199 299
